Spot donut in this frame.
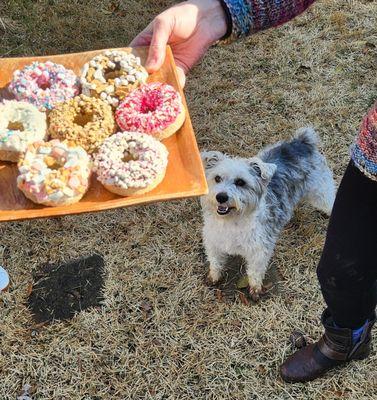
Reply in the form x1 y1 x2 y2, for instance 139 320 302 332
94 131 168 196
115 82 185 140
9 61 80 111
0 100 47 162
81 50 148 107
17 139 91 207
48 94 115 154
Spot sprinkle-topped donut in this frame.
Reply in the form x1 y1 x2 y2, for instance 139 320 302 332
115 82 185 140
9 61 80 111
81 50 148 107
0 100 47 162
48 94 115 154
94 131 168 196
17 139 91 207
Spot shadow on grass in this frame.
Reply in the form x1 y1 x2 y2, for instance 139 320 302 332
28 254 105 323
206 255 283 305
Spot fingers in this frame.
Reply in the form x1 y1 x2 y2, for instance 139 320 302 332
145 17 172 73
131 13 187 86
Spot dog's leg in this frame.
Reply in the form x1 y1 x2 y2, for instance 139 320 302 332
245 250 271 301
305 159 336 216
206 244 226 285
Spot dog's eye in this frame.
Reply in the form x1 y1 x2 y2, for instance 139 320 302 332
214 175 222 183
235 178 246 187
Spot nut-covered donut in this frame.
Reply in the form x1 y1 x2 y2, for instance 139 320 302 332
81 50 148 107
115 82 185 140
94 131 168 196
17 139 91 207
48 94 115 154
9 61 80 111
0 100 47 162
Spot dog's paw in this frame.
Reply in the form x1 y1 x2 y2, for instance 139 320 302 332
249 287 262 302
205 272 220 287
205 274 215 287
248 282 274 302
248 285 263 302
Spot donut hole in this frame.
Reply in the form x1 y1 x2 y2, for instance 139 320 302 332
7 121 25 131
74 111 94 127
44 156 63 171
37 76 51 91
104 62 122 80
140 93 163 114
49 163 61 170
39 81 51 90
122 151 138 163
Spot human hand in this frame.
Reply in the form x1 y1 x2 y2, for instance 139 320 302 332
130 0 228 87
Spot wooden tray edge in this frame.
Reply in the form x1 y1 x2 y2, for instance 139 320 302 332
0 187 208 222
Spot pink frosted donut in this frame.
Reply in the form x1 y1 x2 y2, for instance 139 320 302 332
9 61 80 111
115 82 185 140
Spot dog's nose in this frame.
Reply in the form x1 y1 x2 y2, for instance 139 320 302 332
216 192 229 204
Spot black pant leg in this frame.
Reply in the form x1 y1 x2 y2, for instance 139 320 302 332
317 161 377 329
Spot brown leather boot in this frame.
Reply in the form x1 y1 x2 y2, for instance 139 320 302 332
280 309 376 383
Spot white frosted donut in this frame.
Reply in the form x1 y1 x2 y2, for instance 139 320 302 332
0 100 47 162
94 131 168 196
17 139 91 207
81 50 148 107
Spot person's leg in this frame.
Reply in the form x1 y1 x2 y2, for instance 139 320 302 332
317 161 377 328
280 160 376 383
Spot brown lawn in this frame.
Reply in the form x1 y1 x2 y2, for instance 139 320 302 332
0 0 376 398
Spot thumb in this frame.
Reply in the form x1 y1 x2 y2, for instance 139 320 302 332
146 17 172 72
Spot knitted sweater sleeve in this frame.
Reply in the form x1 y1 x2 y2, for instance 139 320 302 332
219 0 317 39
351 103 377 181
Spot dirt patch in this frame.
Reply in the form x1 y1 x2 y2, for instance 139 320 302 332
27 254 105 323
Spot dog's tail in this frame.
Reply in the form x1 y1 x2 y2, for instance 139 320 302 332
294 127 319 148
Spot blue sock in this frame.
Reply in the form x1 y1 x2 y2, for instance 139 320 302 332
352 321 368 344
333 320 368 344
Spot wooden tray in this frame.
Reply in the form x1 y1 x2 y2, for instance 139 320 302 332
0 47 208 222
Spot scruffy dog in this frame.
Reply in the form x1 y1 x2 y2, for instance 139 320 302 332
201 128 335 301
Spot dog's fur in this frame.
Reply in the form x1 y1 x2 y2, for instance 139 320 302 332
201 128 335 300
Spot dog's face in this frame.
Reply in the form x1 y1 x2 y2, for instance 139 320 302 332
201 151 276 217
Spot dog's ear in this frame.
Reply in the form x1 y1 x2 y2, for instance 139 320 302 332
201 151 225 170
248 157 277 183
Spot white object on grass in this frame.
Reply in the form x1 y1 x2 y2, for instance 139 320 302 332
0 265 10 291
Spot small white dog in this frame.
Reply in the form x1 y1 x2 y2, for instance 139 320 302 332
201 128 335 300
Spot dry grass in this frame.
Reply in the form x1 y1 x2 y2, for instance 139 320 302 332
1 0 377 399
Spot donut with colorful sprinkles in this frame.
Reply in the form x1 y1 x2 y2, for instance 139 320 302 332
0 100 47 162
48 94 115 154
17 139 91 207
9 61 80 111
94 131 168 196
81 50 148 107
115 82 185 140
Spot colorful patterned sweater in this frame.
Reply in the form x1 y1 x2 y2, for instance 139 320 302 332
219 0 316 39
351 103 377 181
219 0 377 181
